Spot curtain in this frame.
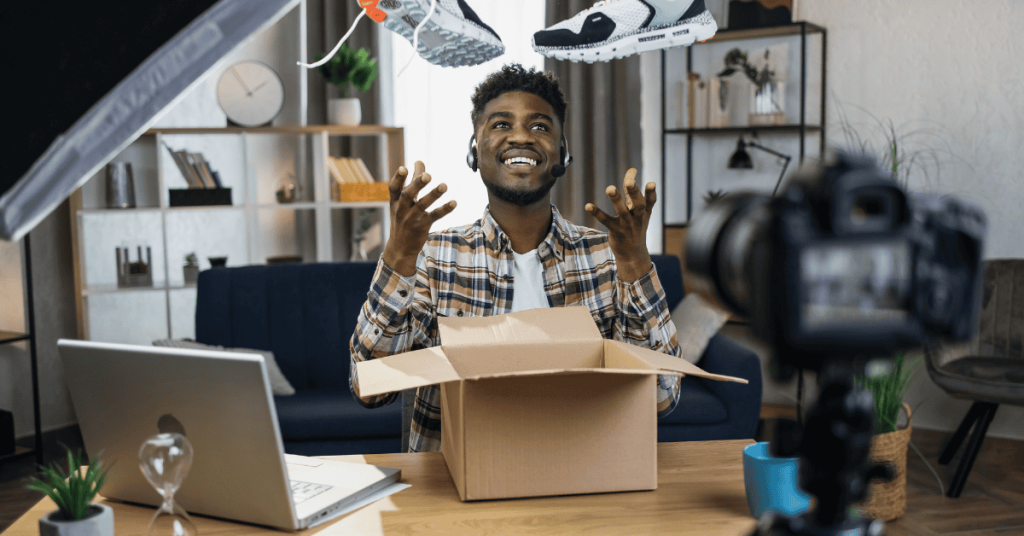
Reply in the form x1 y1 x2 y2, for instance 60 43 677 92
309 0 386 260
544 0 644 229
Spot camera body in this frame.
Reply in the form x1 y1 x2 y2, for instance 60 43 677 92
687 152 986 377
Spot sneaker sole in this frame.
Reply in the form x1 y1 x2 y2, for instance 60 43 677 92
533 10 717 64
379 0 504 67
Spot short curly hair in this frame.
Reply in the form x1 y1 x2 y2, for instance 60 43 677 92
470 64 567 128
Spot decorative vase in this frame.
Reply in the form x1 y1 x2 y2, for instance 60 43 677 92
208 256 228 268
857 403 912 521
183 264 199 284
749 80 785 126
38 503 114 536
328 98 361 126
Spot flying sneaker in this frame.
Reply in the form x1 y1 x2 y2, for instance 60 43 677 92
532 0 717 63
369 0 505 67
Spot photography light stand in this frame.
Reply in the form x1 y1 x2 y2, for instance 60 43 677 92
727 134 793 197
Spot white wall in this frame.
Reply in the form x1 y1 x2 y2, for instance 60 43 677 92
644 0 1024 439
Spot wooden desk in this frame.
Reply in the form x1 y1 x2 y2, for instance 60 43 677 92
6 440 756 535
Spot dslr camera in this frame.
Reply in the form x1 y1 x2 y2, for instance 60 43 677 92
686 151 987 378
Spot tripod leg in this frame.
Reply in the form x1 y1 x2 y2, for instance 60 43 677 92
947 402 998 498
938 402 986 465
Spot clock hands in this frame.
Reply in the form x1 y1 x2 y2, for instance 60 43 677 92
251 81 270 94
229 68 253 97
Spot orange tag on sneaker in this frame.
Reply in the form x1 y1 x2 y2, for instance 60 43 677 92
359 0 386 23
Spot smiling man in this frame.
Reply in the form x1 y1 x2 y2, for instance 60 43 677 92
349 64 682 453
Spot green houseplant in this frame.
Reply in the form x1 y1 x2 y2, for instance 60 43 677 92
28 448 114 535
318 44 378 126
853 354 919 521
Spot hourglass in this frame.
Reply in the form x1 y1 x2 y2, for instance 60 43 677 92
139 433 198 536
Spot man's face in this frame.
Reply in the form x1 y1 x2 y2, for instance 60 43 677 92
475 91 561 207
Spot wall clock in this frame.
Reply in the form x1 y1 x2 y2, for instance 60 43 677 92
216 61 285 127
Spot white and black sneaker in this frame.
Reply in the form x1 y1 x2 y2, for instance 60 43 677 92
532 0 717 63
375 0 505 67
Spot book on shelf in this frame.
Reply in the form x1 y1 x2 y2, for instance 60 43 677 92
353 158 375 184
188 152 218 189
165 143 203 188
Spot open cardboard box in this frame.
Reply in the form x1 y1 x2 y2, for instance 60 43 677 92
356 306 748 501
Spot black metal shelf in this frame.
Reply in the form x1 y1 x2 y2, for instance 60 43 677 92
0 236 44 468
666 125 822 135
697 21 826 44
660 20 828 232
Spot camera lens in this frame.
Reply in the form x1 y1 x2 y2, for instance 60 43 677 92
685 192 771 317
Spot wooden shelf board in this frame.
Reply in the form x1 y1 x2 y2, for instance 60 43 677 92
328 201 389 209
146 125 402 137
0 330 30 344
699 22 826 44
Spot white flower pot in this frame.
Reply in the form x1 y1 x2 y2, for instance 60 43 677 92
328 98 361 126
39 503 114 536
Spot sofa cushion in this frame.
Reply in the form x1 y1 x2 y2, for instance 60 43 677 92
657 375 728 425
274 389 403 441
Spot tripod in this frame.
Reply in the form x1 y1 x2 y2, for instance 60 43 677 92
752 362 893 536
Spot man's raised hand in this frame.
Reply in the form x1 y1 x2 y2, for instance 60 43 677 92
585 168 656 282
381 161 457 277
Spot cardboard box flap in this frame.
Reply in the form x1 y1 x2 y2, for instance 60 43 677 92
355 347 461 397
605 340 749 384
443 339 604 378
461 367 676 381
438 306 602 347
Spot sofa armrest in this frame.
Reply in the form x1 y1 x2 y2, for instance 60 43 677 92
695 334 763 438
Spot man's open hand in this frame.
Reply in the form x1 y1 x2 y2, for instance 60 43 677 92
381 161 457 277
585 168 655 282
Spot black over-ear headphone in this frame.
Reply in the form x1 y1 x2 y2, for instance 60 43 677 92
467 135 574 177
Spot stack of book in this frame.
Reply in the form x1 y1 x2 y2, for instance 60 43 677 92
164 143 223 189
164 143 232 206
329 157 389 202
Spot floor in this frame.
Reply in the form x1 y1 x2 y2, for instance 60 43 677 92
1 426 1021 534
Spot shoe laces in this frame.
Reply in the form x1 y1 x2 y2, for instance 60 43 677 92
297 0 438 78
397 0 438 77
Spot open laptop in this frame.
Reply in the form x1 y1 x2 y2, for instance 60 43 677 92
57 339 401 531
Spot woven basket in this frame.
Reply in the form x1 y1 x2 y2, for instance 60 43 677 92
858 403 912 521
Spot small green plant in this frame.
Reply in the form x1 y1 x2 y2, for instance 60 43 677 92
718 48 775 88
184 252 198 266
703 190 728 206
855 353 919 434
26 449 109 521
317 44 379 98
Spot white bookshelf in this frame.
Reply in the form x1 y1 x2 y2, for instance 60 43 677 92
71 124 401 342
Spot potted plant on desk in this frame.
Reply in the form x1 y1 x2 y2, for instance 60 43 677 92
28 448 113 536
318 43 378 126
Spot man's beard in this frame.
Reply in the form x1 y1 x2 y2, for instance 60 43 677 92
483 177 557 207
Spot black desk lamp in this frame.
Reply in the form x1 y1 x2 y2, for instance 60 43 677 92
728 135 792 196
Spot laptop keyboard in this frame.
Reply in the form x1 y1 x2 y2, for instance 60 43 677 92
290 480 333 504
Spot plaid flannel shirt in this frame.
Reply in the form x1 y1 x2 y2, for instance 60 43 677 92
349 205 682 452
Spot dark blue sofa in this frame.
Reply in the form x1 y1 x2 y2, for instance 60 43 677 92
194 255 762 455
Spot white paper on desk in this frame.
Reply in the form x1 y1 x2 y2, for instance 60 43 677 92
307 482 411 528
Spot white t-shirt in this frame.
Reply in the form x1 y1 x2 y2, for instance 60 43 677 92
510 249 550 312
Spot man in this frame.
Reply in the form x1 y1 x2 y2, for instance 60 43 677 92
350 64 682 453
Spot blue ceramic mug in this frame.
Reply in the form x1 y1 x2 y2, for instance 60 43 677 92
742 441 812 519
